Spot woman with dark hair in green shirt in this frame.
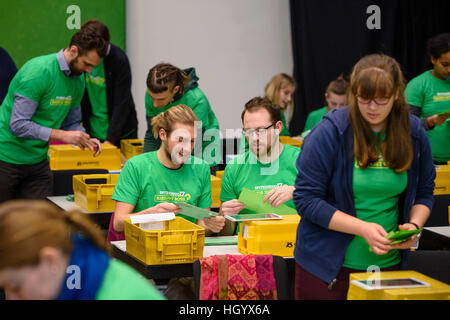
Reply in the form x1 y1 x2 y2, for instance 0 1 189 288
406 33 450 164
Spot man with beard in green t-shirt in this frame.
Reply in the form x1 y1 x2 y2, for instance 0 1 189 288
0 26 105 203
108 105 225 242
219 97 301 235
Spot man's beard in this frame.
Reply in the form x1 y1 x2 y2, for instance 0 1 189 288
69 57 83 76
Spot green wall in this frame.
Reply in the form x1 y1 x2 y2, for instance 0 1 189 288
0 0 126 68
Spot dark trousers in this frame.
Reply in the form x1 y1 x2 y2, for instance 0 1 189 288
295 262 400 300
0 159 53 203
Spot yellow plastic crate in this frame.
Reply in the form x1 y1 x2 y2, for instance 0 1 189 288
48 143 121 170
215 170 224 179
211 175 221 207
434 166 450 195
73 174 119 212
347 270 450 300
120 139 144 160
124 216 205 265
279 136 302 148
238 214 300 257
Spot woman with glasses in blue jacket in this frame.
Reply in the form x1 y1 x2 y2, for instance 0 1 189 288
293 54 435 300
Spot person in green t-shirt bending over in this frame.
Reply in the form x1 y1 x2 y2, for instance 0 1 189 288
0 27 105 203
219 97 301 235
406 33 450 164
143 63 221 169
300 75 349 138
108 105 225 242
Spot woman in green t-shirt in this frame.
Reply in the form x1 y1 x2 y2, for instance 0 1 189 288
109 105 226 242
406 33 450 163
0 200 164 300
264 73 297 136
300 75 349 137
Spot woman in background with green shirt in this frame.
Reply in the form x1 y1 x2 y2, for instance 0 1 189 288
264 73 296 136
406 33 450 164
0 200 164 300
301 75 349 137
108 105 225 242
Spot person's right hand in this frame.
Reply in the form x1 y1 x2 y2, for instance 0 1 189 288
427 113 450 127
220 199 246 215
152 202 182 215
360 222 392 255
60 130 99 152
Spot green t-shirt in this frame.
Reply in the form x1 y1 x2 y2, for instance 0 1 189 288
280 111 290 136
112 151 212 223
301 106 328 137
405 70 450 162
85 59 108 141
343 140 406 270
96 259 165 300
0 53 85 164
220 144 300 214
144 88 220 165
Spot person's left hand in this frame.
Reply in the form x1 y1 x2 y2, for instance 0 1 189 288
388 223 420 250
263 186 295 208
203 215 226 233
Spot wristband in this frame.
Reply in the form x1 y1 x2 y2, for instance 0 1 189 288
408 222 420 230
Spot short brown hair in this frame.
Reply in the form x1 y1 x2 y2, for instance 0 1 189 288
151 104 199 138
147 63 190 95
69 19 109 58
241 96 282 124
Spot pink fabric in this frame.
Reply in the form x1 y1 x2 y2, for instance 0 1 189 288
199 255 278 300
107 212 125 242
200 256 219 300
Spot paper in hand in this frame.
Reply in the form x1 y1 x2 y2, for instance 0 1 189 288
237 188 297 215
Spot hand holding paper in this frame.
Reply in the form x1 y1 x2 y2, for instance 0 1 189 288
221 199 246 215
238 188 297 215
263 185 295 208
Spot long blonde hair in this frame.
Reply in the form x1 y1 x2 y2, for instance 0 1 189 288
151 104 199 138
0 200 108 269
265 73 296 120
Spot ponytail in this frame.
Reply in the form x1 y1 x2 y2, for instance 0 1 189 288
0 200 108 270
147 63 190 95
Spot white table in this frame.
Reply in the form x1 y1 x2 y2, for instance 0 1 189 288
47 195 113 230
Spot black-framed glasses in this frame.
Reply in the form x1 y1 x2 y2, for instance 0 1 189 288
356 96 391 106
242 123 275 137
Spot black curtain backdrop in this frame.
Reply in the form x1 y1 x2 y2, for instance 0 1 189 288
289 0 450 135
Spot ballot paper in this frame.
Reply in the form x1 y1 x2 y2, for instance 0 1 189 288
237 188 298 215
176 202 218 220
130 212 175 230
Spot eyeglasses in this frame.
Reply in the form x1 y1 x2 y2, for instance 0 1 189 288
242 123 275 137
356 96 391 106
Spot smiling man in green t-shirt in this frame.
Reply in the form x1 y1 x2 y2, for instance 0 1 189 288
108 105 225 242
0 25 106 203
219 97 301 235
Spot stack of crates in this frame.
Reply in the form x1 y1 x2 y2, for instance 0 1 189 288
48 143 121 171
73 174 119 212
120 139 144 160
279 136 302 148
237 214 300 257
124 216 205 265
211 175 222 207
